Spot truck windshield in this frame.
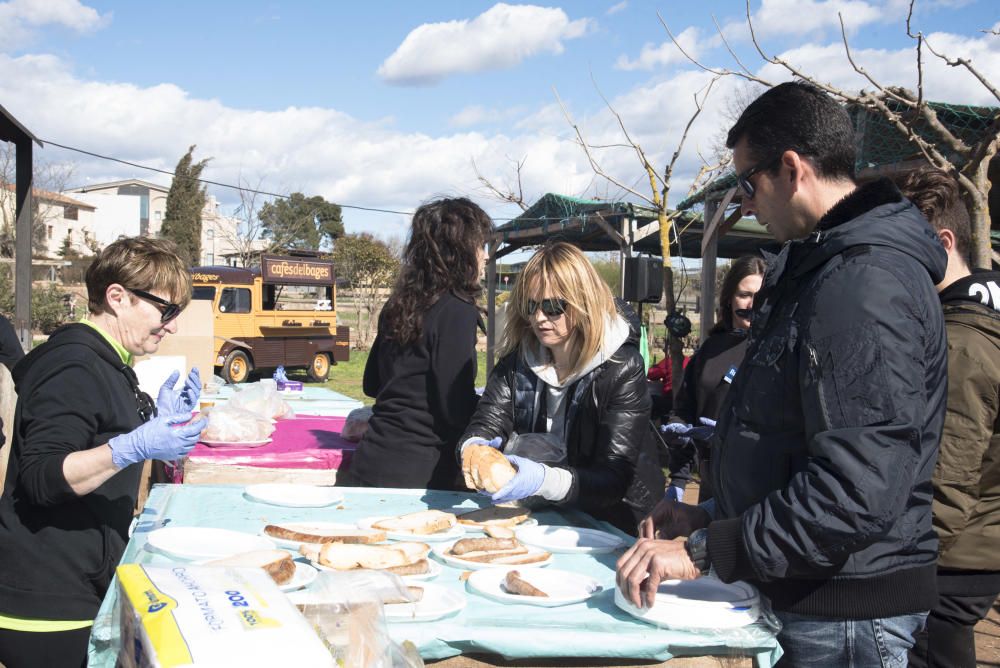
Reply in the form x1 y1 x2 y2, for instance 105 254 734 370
192 286 216 301
263 283 333 311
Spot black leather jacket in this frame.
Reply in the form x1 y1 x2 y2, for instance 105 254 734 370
707 179 948 619
459 302 663 534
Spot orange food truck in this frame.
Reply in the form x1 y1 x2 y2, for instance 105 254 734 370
190 253 350 383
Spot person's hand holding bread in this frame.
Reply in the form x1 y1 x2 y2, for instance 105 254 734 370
461 437 517 493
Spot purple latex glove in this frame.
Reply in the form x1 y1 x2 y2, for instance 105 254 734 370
156 368 201 417
489 454 545 505
660 422 693 447
687 417 717 441
109 414 207 469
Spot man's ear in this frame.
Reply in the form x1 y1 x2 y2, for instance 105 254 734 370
937 228 956 253
782 150 810 192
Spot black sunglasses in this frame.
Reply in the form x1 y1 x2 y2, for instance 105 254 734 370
737 154 783 200
526 298 568 318
130 288 182 323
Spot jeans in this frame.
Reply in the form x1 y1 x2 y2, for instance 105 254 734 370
908 569 1000 668
774 610 927 667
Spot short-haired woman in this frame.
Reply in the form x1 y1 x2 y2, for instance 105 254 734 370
459 242 663 534
663 254 766 503
346 197 494 490
0 237 206 668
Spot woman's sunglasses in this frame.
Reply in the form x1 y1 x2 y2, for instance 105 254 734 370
130 288 182 323
525 298 568 318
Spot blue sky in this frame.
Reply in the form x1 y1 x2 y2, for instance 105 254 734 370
1 0 997 240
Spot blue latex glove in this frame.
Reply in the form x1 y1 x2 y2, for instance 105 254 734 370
109 414 208 469
489 454 545 505
660 422 693 447
687 417 717 441
274 366 288 383
156 368 201 417
665 485 685 502
462 436 502 453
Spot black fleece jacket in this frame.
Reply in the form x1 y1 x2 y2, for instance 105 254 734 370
0 324 148 620
708 179 948 619
350 293 481 490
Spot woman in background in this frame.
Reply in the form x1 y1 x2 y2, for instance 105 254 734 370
662 254 766 503
346 197 493 490
459 241 663 534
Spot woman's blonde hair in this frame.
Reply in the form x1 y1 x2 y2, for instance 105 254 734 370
500 242 617 377
86 237 192 315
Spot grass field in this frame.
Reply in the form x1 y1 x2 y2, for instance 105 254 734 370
303 350 491 405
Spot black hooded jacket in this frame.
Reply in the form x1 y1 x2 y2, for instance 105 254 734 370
0 323 149 620
707 179 948 619
459 301 663 534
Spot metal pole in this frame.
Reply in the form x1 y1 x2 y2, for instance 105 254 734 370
14 139 32 352
700 198 719 343
486 237 498 376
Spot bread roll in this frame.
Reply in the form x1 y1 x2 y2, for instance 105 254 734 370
475 447 517 493
372 510 456 535
205 550 295 586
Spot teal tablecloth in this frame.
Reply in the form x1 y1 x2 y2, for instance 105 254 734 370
88 485 781 666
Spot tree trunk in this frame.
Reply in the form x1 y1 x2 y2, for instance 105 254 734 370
968 154 996 269
657 210 685 400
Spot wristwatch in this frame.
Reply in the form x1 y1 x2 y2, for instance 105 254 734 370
685 528 710 575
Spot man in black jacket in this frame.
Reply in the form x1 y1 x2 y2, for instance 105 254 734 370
618 82 947 664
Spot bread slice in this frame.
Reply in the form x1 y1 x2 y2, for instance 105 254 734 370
205 550 295 586
475 447 517 493
310 542 430 571
264 523 386 544
372 510 456 535
484 525 515 539
459 550 551 565
457 506 531 528
504 570 548 597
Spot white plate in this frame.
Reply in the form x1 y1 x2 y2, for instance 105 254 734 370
200 438 272 448
244 484 344 508
145 527 276 561
357 516 465 543
262 523 384 549
196 558 317 592
468 568 602 607
461 517 539 533
308 557 443 582
515 525 626 554
614 577 760 630
431 542 553 571
384 583 466 623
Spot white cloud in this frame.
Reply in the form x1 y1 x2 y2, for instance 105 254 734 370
377 3 594 86
607 1 627 16
0 0 109 51
720 0 887 43
449 104 527 127
615 26 702 71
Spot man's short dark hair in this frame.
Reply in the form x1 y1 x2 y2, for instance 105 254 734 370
898 168 972 264
726 81 857 181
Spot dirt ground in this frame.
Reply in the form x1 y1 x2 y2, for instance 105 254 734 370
680 484 1000 667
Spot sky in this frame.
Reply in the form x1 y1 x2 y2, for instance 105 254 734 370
1 0 997 245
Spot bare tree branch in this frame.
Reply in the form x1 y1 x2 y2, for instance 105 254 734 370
838 14 912 107
712 14 756 78
663 77 719 206
920 28 1000 104
473 156 530 211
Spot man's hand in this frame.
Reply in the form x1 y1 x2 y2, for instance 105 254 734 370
639 498 711 540
616 537 701 608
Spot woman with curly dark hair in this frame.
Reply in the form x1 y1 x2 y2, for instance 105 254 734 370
344 197 493 490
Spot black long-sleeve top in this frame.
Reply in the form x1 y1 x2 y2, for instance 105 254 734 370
348 293 481 490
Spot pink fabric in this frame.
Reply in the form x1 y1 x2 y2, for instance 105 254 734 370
184 415 356 474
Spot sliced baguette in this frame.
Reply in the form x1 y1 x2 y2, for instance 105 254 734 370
311 542 430 571
484 525 515 539
264 523 386 544
457 506 531 528
504 570 548 597
372 510 457 536
205 550 295 586
475 447 516 493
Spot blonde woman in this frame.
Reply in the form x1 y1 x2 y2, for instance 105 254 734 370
459 242 663 534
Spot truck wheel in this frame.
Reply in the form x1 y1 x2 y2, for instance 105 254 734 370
308 353 330 382
223 350 252 384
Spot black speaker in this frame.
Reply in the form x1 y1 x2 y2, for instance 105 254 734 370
623 256 663 303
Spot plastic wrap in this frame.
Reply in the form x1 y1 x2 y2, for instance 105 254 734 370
201 405 276 443
290 570 425 668
228 382 295 420
341 407 373 443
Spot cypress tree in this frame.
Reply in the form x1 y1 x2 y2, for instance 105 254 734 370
161 145 210 267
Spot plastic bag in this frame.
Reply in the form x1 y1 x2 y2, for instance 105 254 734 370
505 432 567 466
341 407 373 443
201 405 276 443
292 571 424 668
228 381 295 420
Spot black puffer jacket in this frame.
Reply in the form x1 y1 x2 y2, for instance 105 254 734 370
460 302 663 534
707 179 948 619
